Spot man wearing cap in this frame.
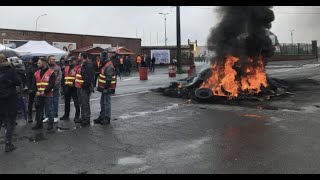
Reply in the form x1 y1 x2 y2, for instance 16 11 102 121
25 56 39 123
93 51 116 125
32 57 56 130
60 56 80 121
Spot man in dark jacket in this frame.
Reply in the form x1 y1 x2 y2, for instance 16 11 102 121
124 56 132 74
75 52 95 126
151 56 156 71
146 55 151 71
0 54 21 152
93 55 102 87
94 51 116 125
25 56 39 123
32 57 56 131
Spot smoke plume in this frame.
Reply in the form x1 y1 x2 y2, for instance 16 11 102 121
207 6 275 65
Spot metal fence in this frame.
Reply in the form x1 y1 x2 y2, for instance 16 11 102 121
276 43 313 55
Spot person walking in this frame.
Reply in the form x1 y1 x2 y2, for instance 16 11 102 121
151 55 156 71
0 54 21 152
32 57 56 131
25 56 39 123
93 51 117 125
74 52 95 126
59 56 80 121
146 55 151 71
124 56 132 74
43 55 62 123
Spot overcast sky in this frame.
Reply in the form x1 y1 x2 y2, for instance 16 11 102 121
0 6 320 46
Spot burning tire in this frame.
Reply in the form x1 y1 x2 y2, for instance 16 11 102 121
195 88 213 100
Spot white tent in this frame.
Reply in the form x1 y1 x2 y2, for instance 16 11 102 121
15 41 68 57
0 43 27 56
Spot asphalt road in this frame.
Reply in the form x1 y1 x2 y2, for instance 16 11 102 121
1 60 320 174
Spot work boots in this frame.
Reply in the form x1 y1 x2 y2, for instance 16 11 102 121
47 122 54 131
99 117 111 125
5 142 16 152
32 124 43 130
28 115 33 123
74 118 83 124
93 116 103 124
60 115 70 121
80 120 90 127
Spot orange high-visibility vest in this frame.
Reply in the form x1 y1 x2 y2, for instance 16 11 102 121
34 69 54 97
137 56 142 64
64 65 77 86
97 60 101 68
98 61 116 90
74 65 84 88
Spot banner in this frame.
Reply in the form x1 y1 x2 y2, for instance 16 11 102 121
3 39 28 49
52 42 76 53
151 49 170 64
93 43 112 49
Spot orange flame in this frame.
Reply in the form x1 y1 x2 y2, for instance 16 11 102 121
200 55 268 99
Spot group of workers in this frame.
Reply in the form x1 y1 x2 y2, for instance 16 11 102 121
0 50 117 152
135 54 156 72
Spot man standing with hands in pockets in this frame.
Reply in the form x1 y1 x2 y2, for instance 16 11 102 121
32 57 56 131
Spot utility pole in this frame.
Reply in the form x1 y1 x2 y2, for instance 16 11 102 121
36 14 48 32
150 32 152 46
143 28 145 46
157 32 159 46
136 28 138 38
289 30 295 44
176 6 182 72
159 12 170 46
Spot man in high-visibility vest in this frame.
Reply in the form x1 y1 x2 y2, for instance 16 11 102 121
32 57 56 131
136 55 142 70
75 52 95 126
60 56 80 121
93 51 116 125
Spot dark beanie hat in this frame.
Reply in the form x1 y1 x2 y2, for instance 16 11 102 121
101 51 108 60
32 56 40 63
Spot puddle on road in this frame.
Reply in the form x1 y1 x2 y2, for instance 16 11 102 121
119 103 180 120
118 157 144 165
18 133 49 143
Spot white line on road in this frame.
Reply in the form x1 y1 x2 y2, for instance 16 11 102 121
59 91 150 106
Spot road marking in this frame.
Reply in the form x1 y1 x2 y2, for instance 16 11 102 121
59 91 150 106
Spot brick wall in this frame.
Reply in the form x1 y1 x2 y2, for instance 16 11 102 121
0 28 142 56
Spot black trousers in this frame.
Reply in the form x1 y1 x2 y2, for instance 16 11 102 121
64 86 80 118
77 88 91 121
0 111 17 144
28 92 36 118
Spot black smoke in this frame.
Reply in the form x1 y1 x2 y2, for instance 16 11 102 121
207 6 275 65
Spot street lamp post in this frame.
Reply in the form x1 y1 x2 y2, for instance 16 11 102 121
176 6 182 72
36 14 48 32
289 30 295 44
159 12 170 46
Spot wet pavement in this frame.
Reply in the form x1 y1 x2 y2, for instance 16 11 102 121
1 61 320 173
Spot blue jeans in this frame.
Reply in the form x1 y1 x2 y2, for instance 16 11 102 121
45 89 59 118
100 92 111 118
